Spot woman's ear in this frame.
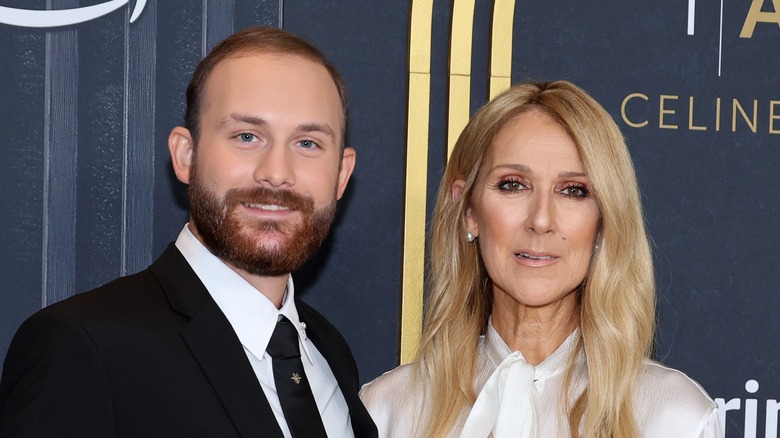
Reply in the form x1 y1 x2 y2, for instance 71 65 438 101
451 179 466 202
452 179 479 239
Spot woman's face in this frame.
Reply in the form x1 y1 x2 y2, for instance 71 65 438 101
462 110 601 310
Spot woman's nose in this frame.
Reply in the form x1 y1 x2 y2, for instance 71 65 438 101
525 192 554 235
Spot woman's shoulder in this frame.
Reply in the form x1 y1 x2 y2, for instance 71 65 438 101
633 359 722 437
637 359 716 410
360 363 426 415
360 363 429 437
360 363 419 404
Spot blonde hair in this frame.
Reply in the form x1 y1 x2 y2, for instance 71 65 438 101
415 80 655 437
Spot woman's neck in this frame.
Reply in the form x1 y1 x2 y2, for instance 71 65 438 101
491 292 579 365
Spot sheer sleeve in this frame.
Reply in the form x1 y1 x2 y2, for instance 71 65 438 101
698 407 724 438
634 360 723 438
359 364 429 438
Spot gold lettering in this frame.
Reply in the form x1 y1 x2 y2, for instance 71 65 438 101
740 0 780 38
621 93 780 134
659 95 679 129
732 99 758 132
770 101 780 134
621 93 649 128
716 97 722 131
688 96 707 131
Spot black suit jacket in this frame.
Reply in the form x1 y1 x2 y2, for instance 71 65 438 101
0 244 377 437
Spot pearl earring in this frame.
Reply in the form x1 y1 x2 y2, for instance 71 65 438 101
466 232 476 242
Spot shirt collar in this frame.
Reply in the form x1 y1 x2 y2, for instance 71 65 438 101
175 224 315 364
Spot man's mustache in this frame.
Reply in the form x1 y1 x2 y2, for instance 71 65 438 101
222 187 315 214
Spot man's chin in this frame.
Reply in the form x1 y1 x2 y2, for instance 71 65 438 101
254 240 288 255
222 239 292 275
240 229 291 249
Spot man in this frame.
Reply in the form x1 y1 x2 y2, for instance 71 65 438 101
0 27 377 437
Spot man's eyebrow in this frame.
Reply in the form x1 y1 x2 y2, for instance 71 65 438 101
221 113 268 128
298 123 335 140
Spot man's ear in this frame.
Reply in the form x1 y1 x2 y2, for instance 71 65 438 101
336 147 356 200
452 179 479 238
169 127 195 184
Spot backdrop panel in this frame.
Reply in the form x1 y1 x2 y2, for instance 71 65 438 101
0 2 777 436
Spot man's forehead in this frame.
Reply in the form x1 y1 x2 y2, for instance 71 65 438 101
204 53 335 100
209 51 327 83
200 53 345 136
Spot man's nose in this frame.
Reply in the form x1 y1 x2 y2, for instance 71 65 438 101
253 143 295 188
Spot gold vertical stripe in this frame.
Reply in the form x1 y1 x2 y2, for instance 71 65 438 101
489 0 516 98
409 0 434 72
401 0 434 365
489 76 512 98
448 0 477 158
447 74 471 158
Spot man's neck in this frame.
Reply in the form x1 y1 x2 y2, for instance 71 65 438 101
186 222 290 309
227 263 289 309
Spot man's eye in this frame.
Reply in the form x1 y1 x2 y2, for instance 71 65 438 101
298 139 318 149
237 133 257 142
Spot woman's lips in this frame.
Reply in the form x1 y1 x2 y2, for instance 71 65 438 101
514 250 559 267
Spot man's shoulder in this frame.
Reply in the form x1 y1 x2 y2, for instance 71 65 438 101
295 299 348 344
36 243 189 321
38 267 163 320
295 298 331 326
294 298 359 368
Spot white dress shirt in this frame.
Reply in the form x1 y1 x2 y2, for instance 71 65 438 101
176 225 354 438
360 320 722 438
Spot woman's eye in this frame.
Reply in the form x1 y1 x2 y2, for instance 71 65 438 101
498 180 526 191
298 139 318 149
237 133 257 142
561 185 589 198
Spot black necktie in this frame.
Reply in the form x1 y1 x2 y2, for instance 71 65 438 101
266 316 328 438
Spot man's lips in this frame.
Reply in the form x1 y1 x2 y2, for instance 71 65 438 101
239 202 297 220
242 202 292 211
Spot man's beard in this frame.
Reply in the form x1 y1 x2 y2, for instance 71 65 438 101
188 169 337 277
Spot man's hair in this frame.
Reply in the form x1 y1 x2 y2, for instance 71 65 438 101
184 26 348 146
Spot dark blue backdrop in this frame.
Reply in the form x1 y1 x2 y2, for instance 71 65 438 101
1 1 777 436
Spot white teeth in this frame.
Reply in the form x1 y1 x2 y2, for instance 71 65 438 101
244 203 290 211
518 253 553 260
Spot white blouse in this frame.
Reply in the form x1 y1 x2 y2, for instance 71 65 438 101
360 324 722 437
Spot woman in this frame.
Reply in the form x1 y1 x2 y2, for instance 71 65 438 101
360 81 721 437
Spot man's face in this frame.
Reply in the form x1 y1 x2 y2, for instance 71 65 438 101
173 53 354 276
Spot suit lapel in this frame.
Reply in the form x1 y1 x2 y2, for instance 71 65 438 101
150 244 284 438
181 301 284 438
298 302 378 438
